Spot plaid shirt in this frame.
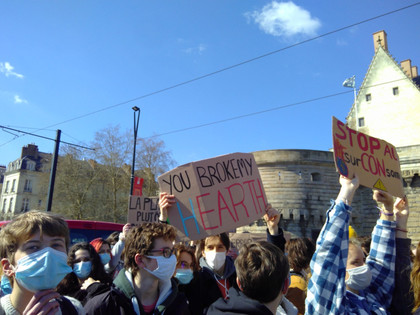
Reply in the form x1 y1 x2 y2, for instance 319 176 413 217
306 200 396 315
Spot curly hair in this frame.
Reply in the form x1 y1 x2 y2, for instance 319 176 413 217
123 223 176 276
411 241 420 312
56 242 112 297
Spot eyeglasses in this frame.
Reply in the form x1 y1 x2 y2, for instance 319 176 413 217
178 261 192 269
148 247 175 258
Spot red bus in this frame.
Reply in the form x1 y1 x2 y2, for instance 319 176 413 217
0 220 124 245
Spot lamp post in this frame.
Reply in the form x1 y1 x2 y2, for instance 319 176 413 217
130 106 141 195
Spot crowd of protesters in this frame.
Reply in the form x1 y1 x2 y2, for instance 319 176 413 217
0 173 417 314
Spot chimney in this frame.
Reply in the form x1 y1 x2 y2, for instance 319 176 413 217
21 144 39 159
373 30 388 52
401 59 413 78
412 66 418 78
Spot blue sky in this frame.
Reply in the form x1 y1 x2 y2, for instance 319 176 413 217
1 1 420 168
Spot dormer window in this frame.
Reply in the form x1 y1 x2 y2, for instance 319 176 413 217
393 87 399 95
365 94 372 102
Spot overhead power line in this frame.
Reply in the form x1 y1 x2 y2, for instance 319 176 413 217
146 77 411 138
1 2 419 147
0 125 94 150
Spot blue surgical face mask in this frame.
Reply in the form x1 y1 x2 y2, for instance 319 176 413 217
73 261 92 279
345 264 372 291
0 275 12 295
100 253 111 265
175 268 194 285
13 247 72 292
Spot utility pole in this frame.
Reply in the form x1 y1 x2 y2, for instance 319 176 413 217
130 107 141 195
46 129 61 211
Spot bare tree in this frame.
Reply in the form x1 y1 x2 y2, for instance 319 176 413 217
53 146 99 219
91 125 131 222
135 137 176 196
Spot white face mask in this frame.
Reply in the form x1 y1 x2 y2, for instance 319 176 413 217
205 251 226 271
145 254 177 281
345 264 372 291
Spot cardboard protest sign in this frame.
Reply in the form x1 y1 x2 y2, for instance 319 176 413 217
332 116 404 197
128 196 160 226
158 153 268 241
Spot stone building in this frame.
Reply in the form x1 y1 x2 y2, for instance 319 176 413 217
242 30 420 243
0 144 51 219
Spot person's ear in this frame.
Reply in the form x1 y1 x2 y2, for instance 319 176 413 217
282 275 290 294
135 254 146 268
1 258 14 277
236 277 243 291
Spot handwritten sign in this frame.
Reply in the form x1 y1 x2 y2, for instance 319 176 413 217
128 196 160 225
332 116 404 197
158 153 268 241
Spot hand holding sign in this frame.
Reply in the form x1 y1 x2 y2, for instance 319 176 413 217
332 117 404 198
263 204 280 235
394 196 409 232
158 192 176 222
158 153 267 241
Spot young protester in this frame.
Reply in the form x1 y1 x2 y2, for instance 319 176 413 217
57 242 112 305
387 194 413 315
84 222 190 315
306 175 403 314
159 192 286 314
285 238 314 315
0 210 84 314
90 223 132 278
173 244 199 286
207 241 297 315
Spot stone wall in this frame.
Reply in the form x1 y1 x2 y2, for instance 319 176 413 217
239 148 419 244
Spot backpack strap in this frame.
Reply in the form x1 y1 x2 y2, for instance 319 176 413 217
57 296 78 315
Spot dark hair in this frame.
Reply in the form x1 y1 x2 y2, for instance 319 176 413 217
174 244 199 272
123 223 177 276
56 242 112 297
106 231 120 246
286 238 313 272
235 241 289 303
199 233 230 253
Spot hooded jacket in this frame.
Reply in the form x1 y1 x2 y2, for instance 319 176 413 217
186 255 238 314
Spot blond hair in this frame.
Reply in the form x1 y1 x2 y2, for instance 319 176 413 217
0 210 70 263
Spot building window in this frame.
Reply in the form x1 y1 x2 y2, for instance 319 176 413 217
311 172 322 182
2 199 6 212
38 200 42 207
11 179 16 192
365 94 371 101
21 198 30 212
393 87 399 95
8 198 13 212
4 181 9 193
358 117 365 127
24 179 32 192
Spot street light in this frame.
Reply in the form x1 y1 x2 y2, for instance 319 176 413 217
130 106 141 195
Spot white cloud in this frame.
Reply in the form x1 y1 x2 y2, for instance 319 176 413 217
246 1 321 39
0 62 24 79
14 95 28 104
183 44 207 55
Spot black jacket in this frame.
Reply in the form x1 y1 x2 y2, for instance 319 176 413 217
207 287 273 315
186 255 238 314
84 269 190 315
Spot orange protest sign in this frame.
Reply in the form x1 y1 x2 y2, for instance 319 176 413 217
158 153 267 241
332 116 404 197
